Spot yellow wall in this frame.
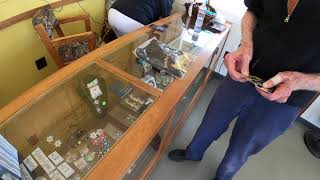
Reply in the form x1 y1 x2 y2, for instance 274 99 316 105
0 0 105 108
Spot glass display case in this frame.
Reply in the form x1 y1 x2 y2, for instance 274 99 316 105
101 17 215 91
0 13 231 180
0 63 156 179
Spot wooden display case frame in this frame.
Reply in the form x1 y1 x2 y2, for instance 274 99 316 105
0 13 231 179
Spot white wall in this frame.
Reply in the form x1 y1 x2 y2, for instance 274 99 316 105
302 97 320 128
211 0 247 75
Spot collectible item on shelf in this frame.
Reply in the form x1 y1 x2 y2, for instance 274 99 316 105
89 129 111 157
20 163 33 180
137 59 152 74
110 80 133 98
135 37 192 79
27 134 39 146
0 135 21 179
155 71 174 89
48 152 64 166
141 75 157 89
78 74 108 119
84 152 95 162
121 91 150 113
54 140 62 148
67 130 89 149
149 24 168 32
48 170 65 180
46 136 54 143
57 162 75 178
240 74 275 94
64 152 78 164
74 157 88 171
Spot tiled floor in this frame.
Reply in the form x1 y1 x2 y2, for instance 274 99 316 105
149 77 320 180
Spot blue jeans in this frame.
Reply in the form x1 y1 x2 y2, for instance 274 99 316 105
185 76 300 180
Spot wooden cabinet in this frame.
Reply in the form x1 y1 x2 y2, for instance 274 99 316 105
0 13 231 180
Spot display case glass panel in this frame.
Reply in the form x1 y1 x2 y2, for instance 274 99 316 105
0 63 156 179
101 17 215 91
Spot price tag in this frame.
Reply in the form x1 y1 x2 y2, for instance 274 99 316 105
20 163 33 180
23 155 38 172
48 151 64 166
89 85 102 99
57 162 75 178
49 170 65 180
87 79 98 88
32 147 46 162
40 158 56 174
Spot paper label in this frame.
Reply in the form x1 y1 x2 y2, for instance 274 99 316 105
48 151 64 166
40 158 56 174
23 155 38 172
20 163 33 180
57 162 75 178
49 170 65 180
87 79 98 88
32 147 46 163
89 85 102 99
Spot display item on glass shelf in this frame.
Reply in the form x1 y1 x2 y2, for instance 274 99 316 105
137 59 152 74
135 37 192 79
67 130 89 149
121 91 149 112
110 80 133 98
78 74 108 119
141 75 157 89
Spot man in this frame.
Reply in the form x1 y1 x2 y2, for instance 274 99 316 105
168 0 320 179
108 0 173 37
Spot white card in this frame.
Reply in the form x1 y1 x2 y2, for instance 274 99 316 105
23 155 38 172
48 151 64 166
49 170 65 180
20 163 33 180
87 78 98 88
40 158 56 174
57 162 75 178
89 85 102 99
32 147 47 163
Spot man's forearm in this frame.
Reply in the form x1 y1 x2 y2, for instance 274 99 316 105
296 73 320 92
241 10 257 49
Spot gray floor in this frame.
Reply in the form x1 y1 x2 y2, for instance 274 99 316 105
149 78 320 180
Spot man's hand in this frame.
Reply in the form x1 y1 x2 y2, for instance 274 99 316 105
224 45 253 82
256 71 305 103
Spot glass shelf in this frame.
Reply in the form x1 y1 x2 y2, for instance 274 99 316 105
0 63 156 179
101 17 215 92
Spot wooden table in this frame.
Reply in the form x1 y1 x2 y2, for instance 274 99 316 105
0 13 231 180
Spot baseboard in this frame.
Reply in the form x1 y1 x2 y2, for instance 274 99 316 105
297 117 319 130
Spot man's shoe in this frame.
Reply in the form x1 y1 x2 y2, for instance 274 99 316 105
168 149 188 162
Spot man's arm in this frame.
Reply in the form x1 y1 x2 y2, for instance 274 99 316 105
257 72 320 103
297 73 320 92
224 10 257 81
240 10 256 52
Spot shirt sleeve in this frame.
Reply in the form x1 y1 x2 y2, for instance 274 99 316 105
244 0 264 18
160 0 173 18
